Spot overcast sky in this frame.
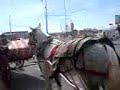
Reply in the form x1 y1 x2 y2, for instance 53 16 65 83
0 0 120 34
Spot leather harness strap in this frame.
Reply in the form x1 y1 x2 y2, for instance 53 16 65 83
46 45 60 61
99 37 120 65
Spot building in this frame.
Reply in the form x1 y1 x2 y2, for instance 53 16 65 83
1 31 29 40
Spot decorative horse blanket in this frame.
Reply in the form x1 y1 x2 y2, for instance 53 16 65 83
7 38 33 61
50 36 117 76
54 37 93 58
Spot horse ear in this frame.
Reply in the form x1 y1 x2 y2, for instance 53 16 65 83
29 27 34 30
38 23 41 28
36 23 41 30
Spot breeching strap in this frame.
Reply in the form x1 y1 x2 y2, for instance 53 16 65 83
99 38 120 65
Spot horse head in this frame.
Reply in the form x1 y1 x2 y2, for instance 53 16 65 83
0 46 9 55
29 23 51 45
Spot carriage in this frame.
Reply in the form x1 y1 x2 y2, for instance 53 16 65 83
0 37 35 89
8 38 33 68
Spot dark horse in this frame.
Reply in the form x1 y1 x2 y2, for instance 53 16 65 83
0 34 35 89
0 34 34 69
0 46 11 90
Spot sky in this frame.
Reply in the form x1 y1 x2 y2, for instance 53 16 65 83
0 0 120 34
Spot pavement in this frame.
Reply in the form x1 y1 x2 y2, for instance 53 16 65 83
11 62 45 90
10 60 78 90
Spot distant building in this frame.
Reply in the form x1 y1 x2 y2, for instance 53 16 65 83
78 29 103 37
1 31 29 40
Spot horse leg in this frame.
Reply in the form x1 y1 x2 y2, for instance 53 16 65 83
1 55 11 89
101 81 108 90
3 64 11 88
49 77 62 90
37 59 62 90
44 64 52 90
0 80 8 90
49 66 62 90
44 63 62 90
101 80 109 90
56 76 62 90
89 84 99 90
86 79 99 90
54 77 61 86
55 77 62 90
38 60 52 90
84 76 107 90
45 77 52 90
89 77 109 90
38 61 44 77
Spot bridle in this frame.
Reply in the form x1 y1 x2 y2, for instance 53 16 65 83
36 38 53 59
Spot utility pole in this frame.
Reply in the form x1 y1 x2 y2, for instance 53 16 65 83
45 0 48 34
64 0 67 33
9 15 12 33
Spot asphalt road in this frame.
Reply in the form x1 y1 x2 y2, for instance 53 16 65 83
11 62 45 90
10 60 79 90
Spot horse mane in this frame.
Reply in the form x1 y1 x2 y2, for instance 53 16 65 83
42 37 53 44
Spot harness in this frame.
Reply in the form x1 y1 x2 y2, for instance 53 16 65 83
36 36 120 90
49 37 120 90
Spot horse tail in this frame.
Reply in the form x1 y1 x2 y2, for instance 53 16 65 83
106 44 120 87
98 38 120 81
107 46 120 90
99 37 120 65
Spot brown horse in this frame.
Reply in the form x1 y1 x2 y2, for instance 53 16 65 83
0 36 35 89
0 36 34 68
0 46 11 89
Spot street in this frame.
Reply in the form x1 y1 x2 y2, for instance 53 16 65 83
10 60 79 90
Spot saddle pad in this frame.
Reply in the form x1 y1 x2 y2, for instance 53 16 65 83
51 37 113 76
7 39 33 60
54 37 94 58
8 39 29 49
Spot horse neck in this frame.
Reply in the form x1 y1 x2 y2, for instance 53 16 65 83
43 39 62 59
35 30 48 43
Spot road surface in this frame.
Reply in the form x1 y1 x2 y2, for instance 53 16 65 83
11 59 81 90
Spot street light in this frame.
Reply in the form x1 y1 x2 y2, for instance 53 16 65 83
9 15 12 33
45 0 48 34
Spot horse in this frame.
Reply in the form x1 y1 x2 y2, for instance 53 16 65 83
0 35 34 69
7 38 33 69
0 46 11 89
0 36 35 89
29 24 120 90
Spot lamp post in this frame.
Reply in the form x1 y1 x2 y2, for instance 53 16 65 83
9 15 12 33
45 0 48 34
64 0 67 34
